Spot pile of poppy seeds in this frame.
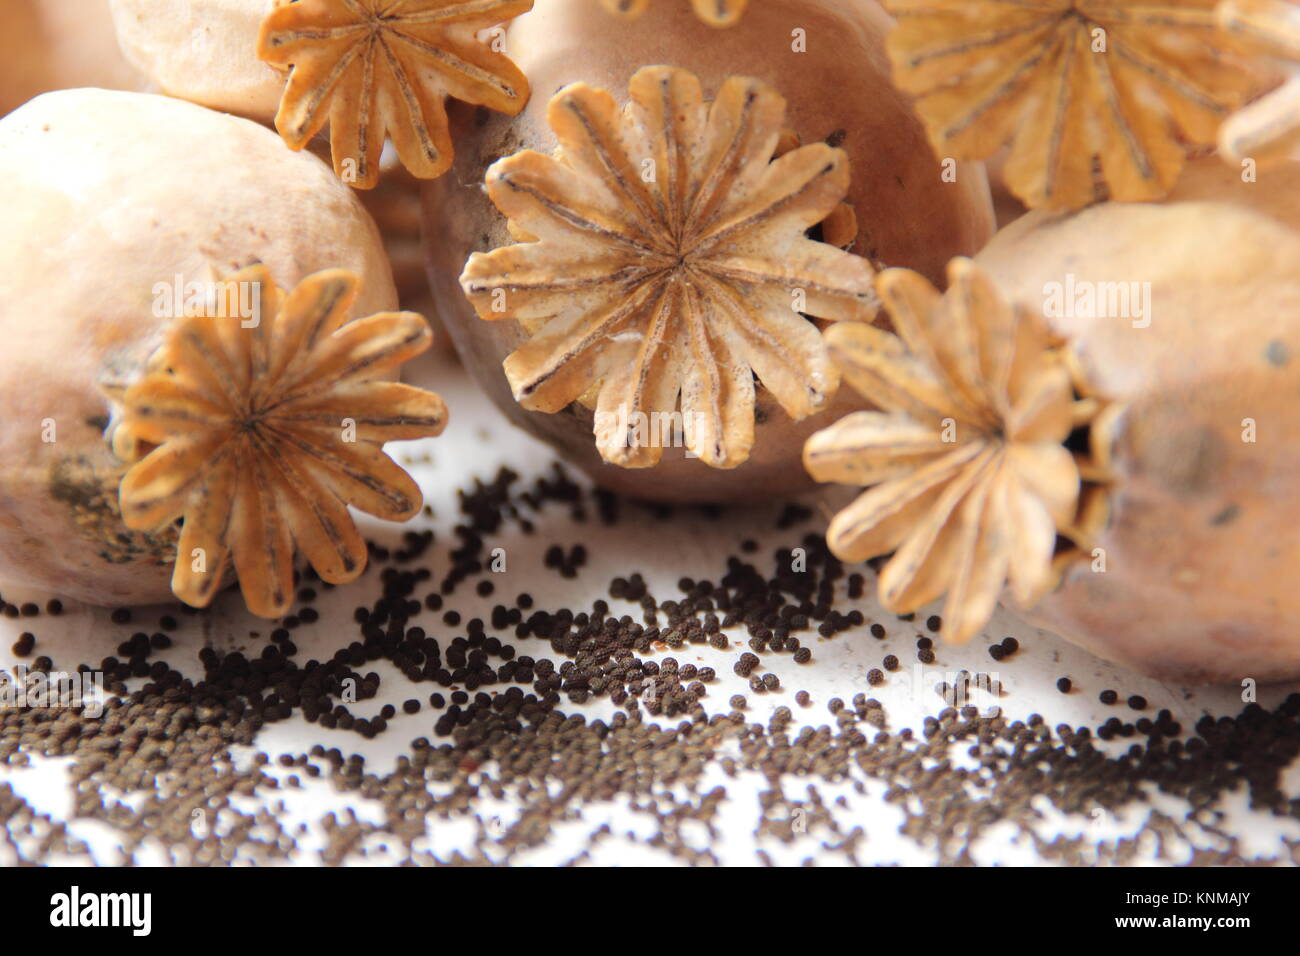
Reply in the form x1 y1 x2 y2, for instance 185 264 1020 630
3 461 1300 865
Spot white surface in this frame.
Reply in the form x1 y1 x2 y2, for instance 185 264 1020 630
1 353 1298 866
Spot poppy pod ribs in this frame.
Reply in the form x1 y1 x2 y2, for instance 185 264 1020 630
256 0 534 189
804 258 1103 644
814 204 1300 682
424 0 997 502
459 66 879 470
599 0 748 28
115 266 448 619
0 89 402 610
1218 0 1300 165
969 198 1300 684
881 0 1270 210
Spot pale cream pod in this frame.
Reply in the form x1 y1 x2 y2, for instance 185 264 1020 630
0 89 395 607
107 0 285 122
107 0 457 327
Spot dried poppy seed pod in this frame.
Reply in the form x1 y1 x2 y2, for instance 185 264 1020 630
0 89 409 610
111 0 536 189
599 0 748 27
1217 0 1300 167
108 0 283 121
1169 152 1300 232
881 0 1272 210
805 258 1093 644
109 1 462 315
255 0 534 189
115 265 448 619
424 0 996 502
974 199 1300 683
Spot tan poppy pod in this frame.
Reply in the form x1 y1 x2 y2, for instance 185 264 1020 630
1167 153 1300 232
878 0 1271 211
0 89 398 609
0 0 145 116
110 0 536 187
423 0 996 502
108 0 523 330
975 198 1300 683
1216 0 1300 168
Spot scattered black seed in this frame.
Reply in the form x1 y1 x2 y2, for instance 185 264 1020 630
1056 678 1072 694
776 503 812 529
2 460 1289 869
1100 690 1119 705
